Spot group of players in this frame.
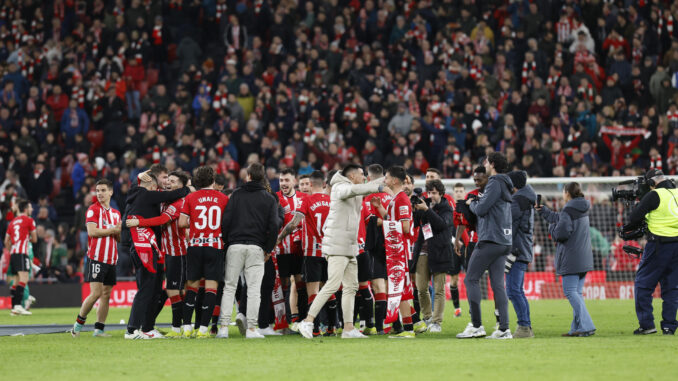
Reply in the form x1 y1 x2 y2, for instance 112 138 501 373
5 160 492 339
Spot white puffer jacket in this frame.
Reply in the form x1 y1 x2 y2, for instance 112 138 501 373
322 172 382 257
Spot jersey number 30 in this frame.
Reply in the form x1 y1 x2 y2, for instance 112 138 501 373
195 205 221 230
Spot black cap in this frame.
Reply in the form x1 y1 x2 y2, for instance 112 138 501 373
645 168 664 181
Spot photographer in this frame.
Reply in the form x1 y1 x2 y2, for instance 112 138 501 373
625 169 678 335
537 182 596 337
412 179 454 333
506 171 536 339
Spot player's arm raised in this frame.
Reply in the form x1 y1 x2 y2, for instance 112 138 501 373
276 212 303 246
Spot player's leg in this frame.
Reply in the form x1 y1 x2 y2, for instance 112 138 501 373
93 284 113 337
449 274 461 317
182 247 202 336
276 255 294 322
10 253 31 315
303 257 322 335
294 255 308 320
72 279 103 336
257 260 275 332
165 256 185 336
211 281 225 334
357 253 375 333
196 248 224 337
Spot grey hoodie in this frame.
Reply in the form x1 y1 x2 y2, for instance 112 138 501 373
539 197 594 275
511 185 537 263
469 174 513 246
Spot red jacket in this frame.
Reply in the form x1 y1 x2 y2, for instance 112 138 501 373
46 94 69 120
124 64 145 91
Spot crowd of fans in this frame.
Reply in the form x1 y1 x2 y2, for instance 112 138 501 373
0 0 670 278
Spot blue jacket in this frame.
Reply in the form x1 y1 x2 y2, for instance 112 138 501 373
470 173 513 246
539 197 594 275
511 185 536 263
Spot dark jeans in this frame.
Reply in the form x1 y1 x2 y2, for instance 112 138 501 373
635 240 678 332
464 241 510 331
506 261 531 327
127 247 158 332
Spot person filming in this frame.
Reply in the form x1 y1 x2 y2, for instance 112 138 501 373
625 169 678 335
412 179 454 333
536 182 596 337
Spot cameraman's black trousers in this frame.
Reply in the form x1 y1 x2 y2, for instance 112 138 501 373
464 241 510 331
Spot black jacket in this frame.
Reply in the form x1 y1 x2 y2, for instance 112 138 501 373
413 198 455 273
221 181 281 253
120 185 190 246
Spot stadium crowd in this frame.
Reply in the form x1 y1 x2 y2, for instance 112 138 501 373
0 0 668 281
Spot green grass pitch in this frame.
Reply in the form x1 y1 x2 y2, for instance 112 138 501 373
0 300 675 381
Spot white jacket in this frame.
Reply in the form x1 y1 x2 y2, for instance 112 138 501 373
322 172 382 257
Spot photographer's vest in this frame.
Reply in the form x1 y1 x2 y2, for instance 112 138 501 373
645 188 678 237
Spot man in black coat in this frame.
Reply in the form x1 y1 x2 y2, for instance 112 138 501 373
412 179 454 333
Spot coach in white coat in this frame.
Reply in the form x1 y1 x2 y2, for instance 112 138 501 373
299 164 389 339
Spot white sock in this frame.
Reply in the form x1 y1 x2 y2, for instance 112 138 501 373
199 326 208 334
183 324 192 331
172 326 181 333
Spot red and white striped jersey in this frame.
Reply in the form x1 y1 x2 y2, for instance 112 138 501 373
386 191 413 260
7 215 36 255
161 198 187 256
276 191 307 255
181 189 229 249
297 193 330 257
86 203 121 265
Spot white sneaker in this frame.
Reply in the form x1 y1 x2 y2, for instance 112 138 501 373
215 326 229 339
245 328 265 339
143 329 166 339
298 321 315 339
235 313 247 336
11 305 32 316
456 323 486 338
124 330 150 340
341 328 368 339
428 323 442 333
258 326 282 336
487 329 513 339
25 295 36 310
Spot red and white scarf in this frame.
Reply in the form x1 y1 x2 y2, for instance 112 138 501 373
129 220 159 273
650 154 663 171
522 61 536 84
72 86 85 109
577 83 594 102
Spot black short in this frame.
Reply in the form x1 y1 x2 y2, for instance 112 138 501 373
277 254 303 278
9 253 30 273
370 251 387 280
84 259 117 286
165 255 187 290
303 256 328 283
448 250 462 276
187 247 224 281
357 253 372 282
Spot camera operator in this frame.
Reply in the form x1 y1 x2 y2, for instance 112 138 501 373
536 182 596 337
412 179 454 333
625 169 678 335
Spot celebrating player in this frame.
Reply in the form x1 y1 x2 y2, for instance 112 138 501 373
277 171 335 336
179 166 229 338
4 200 37 316
71 180 121 336
126 171 190 337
